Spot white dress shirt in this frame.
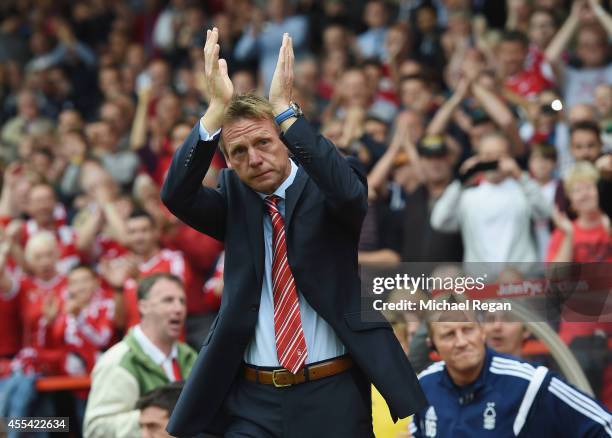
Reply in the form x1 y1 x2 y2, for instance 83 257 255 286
199 123 346 367
133 325 179 381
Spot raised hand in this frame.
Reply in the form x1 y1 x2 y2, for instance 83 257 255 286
551 207 574 235
498 156 522 179
201 27 234 133
203 27 233 106
269 33 294 115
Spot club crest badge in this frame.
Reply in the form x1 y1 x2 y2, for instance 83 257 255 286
425 406 437 437
483 402 496 430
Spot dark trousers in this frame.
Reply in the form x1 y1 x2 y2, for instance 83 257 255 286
222 366 374 438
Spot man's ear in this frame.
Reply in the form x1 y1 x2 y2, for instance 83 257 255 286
427 336 437 353
522 327 531 342
138 299 148 318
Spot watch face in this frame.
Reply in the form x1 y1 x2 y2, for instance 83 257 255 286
290 102 303 117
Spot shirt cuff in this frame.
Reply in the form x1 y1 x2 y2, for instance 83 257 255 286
199 120 221 141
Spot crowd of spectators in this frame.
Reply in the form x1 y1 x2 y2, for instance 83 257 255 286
0 0 610 436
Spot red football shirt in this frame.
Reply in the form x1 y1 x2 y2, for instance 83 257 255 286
13 273 67 349
122 249 192 329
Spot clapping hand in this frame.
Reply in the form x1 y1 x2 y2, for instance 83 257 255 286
269 33 294 115
551 206 574 235
201 27 234 133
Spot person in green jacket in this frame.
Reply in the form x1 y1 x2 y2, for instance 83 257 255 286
84 273 197 438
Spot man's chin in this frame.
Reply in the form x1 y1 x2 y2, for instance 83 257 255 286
247 180 278 195
165 325 183 340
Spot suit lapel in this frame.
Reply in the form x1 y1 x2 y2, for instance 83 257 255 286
241 184 265 286
285 166 307 228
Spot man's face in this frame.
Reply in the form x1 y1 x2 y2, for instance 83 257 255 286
528 12 555 48
139 406 171 438
364 1 386 28
231 71 256 95
478 135 509 182
67 268 98 311
364 119 387 143
18 93 38 120
340 71 370 107
568 104 596 124
171 124 191 152
223 118 291 194
528 153 555 182
100 102 124 134
431 322 486 378
421 155 451 185
139 278 186 341
483 313 527 357
400 79 431 114
28 241 59 279
498 41 526 76
157 95 181 127
28 185 56 226
571 130 602 162
576 29 607 68
126 217 157 256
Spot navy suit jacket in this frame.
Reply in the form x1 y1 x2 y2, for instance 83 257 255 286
161 117 427 436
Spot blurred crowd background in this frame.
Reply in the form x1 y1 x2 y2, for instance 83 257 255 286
0 0 610 436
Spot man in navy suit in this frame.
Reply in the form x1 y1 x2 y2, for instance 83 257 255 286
161 28 426 437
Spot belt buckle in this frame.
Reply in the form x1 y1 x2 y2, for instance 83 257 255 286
272 369 292 388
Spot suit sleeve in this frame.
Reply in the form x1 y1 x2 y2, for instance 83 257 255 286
281 117 368 231
160 122 227 241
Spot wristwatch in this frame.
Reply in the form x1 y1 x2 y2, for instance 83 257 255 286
274 101 303 125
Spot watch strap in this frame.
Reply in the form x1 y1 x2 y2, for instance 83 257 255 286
274 106 297 125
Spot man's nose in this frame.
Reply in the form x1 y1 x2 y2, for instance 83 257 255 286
248 148 263 167
172 299 186 313
455 331 468 346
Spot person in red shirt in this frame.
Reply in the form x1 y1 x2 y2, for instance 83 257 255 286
133 172 224 316
498 30 555 99
10 183 81 274
1 231 67 350
547 162 611 264
546 161 611 407
0 237 21 358
49 264 115 426
102 209 192 330
0 230 68 379
50 265 115 375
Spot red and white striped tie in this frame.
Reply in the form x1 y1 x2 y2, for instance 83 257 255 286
265 195 308 374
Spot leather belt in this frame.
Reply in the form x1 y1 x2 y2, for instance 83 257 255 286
243 356 353 388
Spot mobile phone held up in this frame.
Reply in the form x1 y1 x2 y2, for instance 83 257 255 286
459 160 499 184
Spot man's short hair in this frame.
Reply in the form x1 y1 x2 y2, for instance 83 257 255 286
128 208 155 224
500 30 529 48
68 263 96 276
135 381 184 413
530 143 557 161
137 273 184 301
399 73 430 88
570 120 601 139
24 230 58 263
531 7 559 27
219 93 277 155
